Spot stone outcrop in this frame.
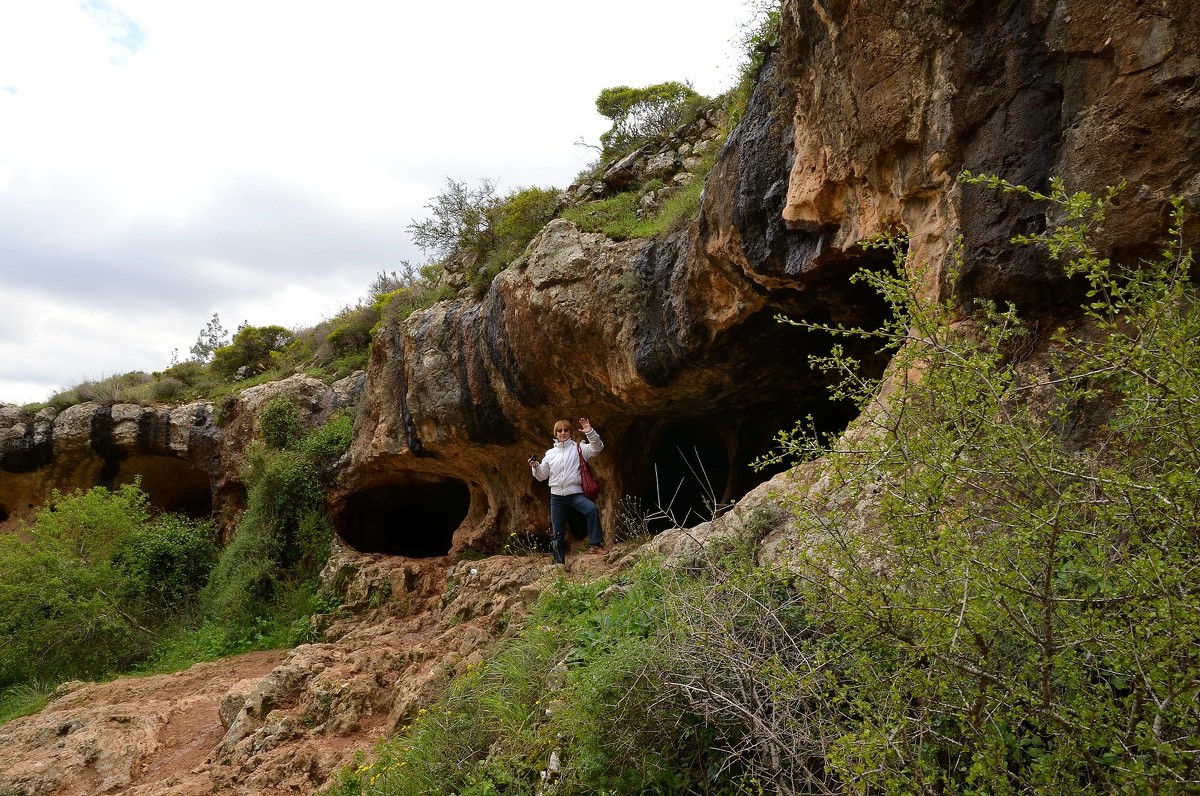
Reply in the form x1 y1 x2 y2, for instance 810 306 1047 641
0 373 365 534
0 401 219 531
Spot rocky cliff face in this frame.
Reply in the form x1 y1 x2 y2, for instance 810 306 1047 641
0 374 364 537
337 0 1200 561
1 1 1198 792
5 2 1195 559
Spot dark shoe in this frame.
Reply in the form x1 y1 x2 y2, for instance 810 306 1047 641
586 545 606 555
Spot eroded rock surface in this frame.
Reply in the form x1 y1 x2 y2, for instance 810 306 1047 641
0 373 365 534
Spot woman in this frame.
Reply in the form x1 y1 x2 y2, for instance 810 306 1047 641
528 417 605 563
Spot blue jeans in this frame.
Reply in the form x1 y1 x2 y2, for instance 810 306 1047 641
549 492 603 562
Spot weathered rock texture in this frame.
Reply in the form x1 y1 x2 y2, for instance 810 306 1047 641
0 374 364 535
1 1 1199 793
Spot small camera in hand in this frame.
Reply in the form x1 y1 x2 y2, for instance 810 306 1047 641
528 456 538 465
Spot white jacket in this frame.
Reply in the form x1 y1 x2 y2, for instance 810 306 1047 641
533 429 603 496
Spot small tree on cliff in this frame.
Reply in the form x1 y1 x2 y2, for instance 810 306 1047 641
595 81 704 161
408 179 558 295
189 312 228 363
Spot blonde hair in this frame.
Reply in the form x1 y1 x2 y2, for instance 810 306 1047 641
553 419 572 435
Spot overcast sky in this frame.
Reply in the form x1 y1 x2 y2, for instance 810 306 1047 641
0 0 752 405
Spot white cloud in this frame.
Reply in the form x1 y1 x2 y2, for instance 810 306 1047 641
0 0 753 405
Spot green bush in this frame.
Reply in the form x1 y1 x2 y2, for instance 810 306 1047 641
0 483 215 688
113 514 219 620
409 180 559 295
488 186 559 265
259 396 304 450
323 304 377 359
301 408 355 467
372 265 457 333
198 509 285 627
211 324 293 379
673 177 1200 794
152 376 187 400
160 359 207 386
199 407 339 633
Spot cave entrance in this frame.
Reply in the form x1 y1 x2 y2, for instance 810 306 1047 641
116 456 213 518
622 236 898 537
338 480 470 557
641 423 730 533
0 501 8 524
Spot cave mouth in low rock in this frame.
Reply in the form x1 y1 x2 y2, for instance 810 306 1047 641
338 480 470 557
0 502 8 523
641 423 731 533
116 457 213 518
627 241 900 536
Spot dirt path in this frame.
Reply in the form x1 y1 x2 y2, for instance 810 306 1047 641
131 651 287 787
0 549 629 796
0 650 288 796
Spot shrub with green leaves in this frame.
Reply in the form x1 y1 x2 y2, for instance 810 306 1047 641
408 180 559 295
200 401 344 634
322 304 377 362
259 395 305 450
0 483 216 688
211 324 293 379
301 408 355 467
113 512 219 621
669 177 1200 794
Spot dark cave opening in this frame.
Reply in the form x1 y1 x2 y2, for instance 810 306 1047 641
117 457 213 518
338 480 470 557
0 501 8 523
641 422 731 532
624 241 899 536
628 399 859 535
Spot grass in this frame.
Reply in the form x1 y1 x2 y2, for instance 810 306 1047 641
0 680 54 726
562 145 716 242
